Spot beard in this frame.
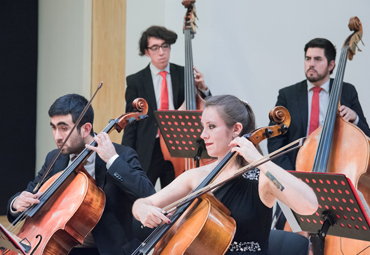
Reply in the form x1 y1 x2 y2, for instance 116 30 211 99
305 68 329 83
58 135 86 155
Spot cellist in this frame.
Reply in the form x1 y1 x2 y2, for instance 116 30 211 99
267 38 370 230
121 25 210 189
132 95 318 254
7 94 155 255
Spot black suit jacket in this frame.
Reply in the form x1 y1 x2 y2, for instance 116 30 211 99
7 143 155 255
121 63 185 172
267 79 370 171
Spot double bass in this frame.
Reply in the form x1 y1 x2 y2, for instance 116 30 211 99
132 106 291 255
4 98 148 255
159 0 212 178
296 17 370 254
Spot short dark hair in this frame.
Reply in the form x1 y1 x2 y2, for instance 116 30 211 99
48 94 94 136
138 26 177 56
205 95 258 166
304 38 337 74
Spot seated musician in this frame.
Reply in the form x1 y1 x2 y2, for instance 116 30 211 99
7 94 155 255
132 95 318 254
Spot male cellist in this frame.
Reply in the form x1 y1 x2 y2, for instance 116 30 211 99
7 94 155 255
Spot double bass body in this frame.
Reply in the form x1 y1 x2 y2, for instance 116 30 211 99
297 114 370 205
295 16 370 255
296 114 370 254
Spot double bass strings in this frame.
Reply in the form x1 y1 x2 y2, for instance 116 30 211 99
312 46 348 173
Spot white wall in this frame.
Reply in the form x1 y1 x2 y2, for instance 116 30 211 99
36 0 370 173
126 0 370 154
37 0 91 172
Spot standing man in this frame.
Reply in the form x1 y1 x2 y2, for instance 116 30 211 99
8 94 155 255
268 38 370 172
122 26 210 189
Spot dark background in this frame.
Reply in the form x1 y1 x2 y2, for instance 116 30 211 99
0 0 38 215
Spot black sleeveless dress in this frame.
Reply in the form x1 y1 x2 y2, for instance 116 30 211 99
213 169 272 255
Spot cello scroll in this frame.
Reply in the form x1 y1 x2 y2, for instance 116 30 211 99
247 106 291 146
114 98 148 132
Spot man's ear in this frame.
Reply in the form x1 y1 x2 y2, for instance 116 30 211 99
80 122 92 138
328 59 335 72
144 49 150 57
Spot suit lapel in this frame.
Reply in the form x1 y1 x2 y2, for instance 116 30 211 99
298 81 309 134
54 154 69 173
170 64 180 109
95 155 106 188
142 64 158 111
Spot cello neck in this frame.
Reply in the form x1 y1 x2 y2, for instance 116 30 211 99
25 120 117 217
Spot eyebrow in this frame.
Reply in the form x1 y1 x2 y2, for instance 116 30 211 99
148 43 168 47
50 121 69 127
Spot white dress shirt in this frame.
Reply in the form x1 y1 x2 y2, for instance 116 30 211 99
150 63 175 110
306 79 359 136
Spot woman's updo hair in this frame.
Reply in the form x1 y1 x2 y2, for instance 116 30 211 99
205 95 256 135
204 95 258 166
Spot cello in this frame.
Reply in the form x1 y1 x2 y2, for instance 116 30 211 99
159 0 212 178
4 98 148 255
295 17 370 254
132 106 291 255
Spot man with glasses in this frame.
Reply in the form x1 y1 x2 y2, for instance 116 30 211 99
122 25 209 190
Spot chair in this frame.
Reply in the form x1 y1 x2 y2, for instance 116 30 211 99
269 230 310 255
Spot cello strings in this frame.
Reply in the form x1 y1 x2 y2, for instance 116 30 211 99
7 145 93 233
132 138 304 255
162 137 305 214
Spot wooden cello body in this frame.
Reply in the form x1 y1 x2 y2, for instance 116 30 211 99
5 98 148 255
132 106 291 255
295 17 370 254
153 193 236 255
7 167 105 255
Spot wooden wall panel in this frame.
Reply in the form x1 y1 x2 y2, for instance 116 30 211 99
91 0 126 143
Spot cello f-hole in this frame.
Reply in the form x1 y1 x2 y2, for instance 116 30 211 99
30 235 42 255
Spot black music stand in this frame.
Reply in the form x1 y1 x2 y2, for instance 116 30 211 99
0 223 28 255
154 110 212 166
285 172 370 255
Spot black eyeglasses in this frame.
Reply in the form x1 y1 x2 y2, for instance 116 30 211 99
147 43 170 52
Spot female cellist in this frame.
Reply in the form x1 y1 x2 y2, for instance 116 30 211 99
133 95 318 254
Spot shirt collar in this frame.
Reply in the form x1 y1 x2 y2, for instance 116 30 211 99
69 152 96 164
149 62 170 75
307 78 330 93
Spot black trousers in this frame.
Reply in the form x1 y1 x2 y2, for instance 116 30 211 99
146 138 175 188
69 248 99 255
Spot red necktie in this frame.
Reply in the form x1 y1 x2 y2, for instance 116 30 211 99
308 87 322 135
159 71 169 110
